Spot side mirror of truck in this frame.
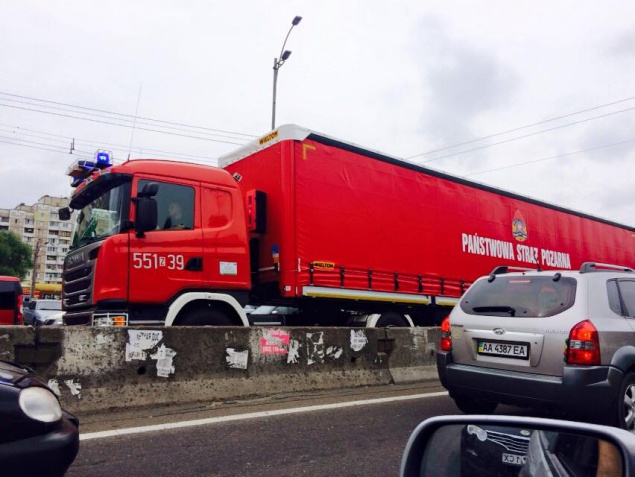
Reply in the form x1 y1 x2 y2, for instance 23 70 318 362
134 198 158 238
59 207 72 221
138 182 159 198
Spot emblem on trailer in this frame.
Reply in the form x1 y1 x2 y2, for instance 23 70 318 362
259 130 279 145
311 261 335 270
512 210 528 242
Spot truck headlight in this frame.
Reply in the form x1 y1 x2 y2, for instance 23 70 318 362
19 387 63 423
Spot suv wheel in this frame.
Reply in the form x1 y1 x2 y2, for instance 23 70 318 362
453 394 498 414
617 372 635 432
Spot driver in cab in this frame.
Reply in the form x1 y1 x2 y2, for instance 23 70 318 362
163 202 186 230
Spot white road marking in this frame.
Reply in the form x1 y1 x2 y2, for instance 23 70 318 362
80 391 448 441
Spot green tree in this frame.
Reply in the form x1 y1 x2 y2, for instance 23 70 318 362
0 230 33 280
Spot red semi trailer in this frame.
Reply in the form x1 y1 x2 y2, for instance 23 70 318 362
60 125 635 327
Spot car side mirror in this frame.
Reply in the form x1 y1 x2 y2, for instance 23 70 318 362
400 416 634 477
59 207 72 221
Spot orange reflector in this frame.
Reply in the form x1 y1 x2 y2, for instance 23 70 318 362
112 315 127 327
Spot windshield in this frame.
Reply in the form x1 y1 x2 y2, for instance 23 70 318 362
460 275 577 317
71 174 131 249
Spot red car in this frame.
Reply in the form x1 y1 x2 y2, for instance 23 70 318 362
0 276 23 326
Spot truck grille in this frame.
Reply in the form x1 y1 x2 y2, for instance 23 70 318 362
62 244 99 310
486 430 530 454
63 264 93 307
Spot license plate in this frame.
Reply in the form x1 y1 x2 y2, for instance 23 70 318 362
502 453 527 466
478 341 528 359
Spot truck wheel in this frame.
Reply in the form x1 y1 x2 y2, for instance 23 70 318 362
453 394 498 414
376 312 409 327
616 372 635 432
178 308 234 326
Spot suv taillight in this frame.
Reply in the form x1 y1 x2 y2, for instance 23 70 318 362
16 293 23 325
566 320 600 365
440 316 452 351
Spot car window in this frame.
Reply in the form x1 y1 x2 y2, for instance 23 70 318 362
607 280 623 316
38 300 62 311
138 180 195 231
460 276 577 317
0 291 14 310
28 301 36 310
616 280 635 317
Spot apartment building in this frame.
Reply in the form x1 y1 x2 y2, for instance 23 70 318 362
0 195 75 294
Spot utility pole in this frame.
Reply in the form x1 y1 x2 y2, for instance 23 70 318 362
30 240 42 299
271 16 302 130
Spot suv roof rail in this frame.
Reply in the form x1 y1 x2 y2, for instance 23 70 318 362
489 266 539 276
579 262 634 274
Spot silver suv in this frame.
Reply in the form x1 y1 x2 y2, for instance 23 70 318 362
437 262 635 431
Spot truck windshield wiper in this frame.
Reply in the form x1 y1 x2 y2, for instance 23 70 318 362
472 306 517 317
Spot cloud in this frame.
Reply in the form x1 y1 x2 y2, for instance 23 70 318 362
607 29 635 58
410 16 519 153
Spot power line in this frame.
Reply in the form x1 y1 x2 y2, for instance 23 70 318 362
2 96 249 143
407 96 635 160
0 102 247 146
0 124 218 164
0 91 257 139
465 138 635 177
418 107 635 164
0 138 92 159
0 100 250 145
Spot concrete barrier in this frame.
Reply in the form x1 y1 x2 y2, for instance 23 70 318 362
0 326 441 414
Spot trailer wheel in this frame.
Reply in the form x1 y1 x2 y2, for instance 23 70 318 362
178 308 234 326
376 312 409 327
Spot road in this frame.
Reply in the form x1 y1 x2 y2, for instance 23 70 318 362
66 383 536 476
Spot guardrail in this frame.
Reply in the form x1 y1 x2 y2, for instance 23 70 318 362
0 326 441 414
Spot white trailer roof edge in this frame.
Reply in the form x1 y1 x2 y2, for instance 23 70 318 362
218 124 312 168
217 123 402 169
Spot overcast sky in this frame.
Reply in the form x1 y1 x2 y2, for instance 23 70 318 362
1 1 634 226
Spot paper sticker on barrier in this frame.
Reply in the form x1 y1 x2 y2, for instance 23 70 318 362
350 330 368 352
65 379 82 399
260 329 291 355
48 378 82 399
151 344 177 378
306 332 325 365
226 348 249 369
326 346 343 359
287 339 301 364
126 330 163 361
48 379 61 397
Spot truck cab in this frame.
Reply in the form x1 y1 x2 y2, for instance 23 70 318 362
61 158 251 326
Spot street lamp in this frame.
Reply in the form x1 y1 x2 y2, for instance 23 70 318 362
271 15 302 130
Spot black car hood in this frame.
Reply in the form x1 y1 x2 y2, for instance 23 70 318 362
0 360 39 388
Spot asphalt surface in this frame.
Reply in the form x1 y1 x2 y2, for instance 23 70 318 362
66 383 537 476
67 383 448 476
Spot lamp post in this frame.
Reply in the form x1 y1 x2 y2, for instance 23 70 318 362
272 15 302 130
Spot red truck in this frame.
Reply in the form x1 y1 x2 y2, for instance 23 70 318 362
60 125 635 327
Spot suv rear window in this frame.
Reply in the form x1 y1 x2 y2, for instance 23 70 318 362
0 291 15 310
460 275 577 317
